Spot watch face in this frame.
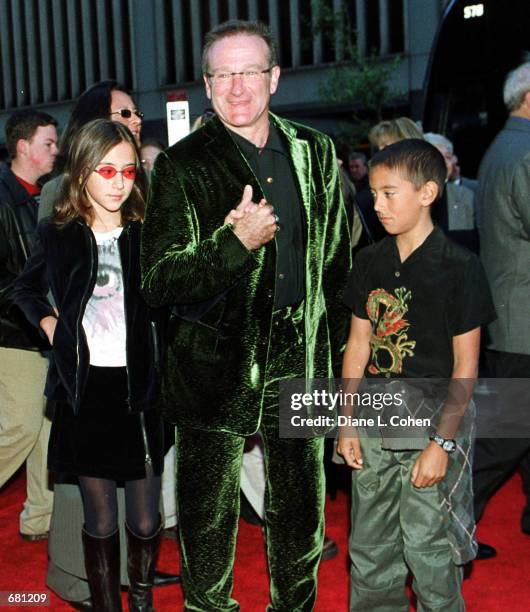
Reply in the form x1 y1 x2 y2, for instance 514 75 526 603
442 440 456 453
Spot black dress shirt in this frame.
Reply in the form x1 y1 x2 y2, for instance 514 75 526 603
343 227 495 378
230 124 305 309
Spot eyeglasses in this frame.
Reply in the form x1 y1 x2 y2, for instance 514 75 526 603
94 166 137 180
206 68 272 85
110 108 144 119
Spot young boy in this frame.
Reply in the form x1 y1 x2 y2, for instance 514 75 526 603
338 139 496 611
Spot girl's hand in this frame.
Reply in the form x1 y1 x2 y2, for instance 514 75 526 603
337 430 364 470
411 441 449 488
40 315 58 346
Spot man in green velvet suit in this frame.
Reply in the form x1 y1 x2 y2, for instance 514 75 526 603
141 19 351 611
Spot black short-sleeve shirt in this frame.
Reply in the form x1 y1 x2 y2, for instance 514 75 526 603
343 227 496 378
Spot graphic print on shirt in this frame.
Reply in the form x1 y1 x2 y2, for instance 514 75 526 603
366 287 416 375
82 236 126 365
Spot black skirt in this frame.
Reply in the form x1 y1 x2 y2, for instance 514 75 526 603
48 366 164 480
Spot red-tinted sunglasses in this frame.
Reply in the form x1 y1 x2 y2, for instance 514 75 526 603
94 165 137 180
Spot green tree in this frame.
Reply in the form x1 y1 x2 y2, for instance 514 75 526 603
309 0 402 148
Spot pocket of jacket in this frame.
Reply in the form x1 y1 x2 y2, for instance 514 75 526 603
171 317 226 363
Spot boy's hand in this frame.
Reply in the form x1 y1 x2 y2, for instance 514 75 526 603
411 441 449 488
337 430 364 470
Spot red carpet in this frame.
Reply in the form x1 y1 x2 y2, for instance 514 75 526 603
1 471 530 611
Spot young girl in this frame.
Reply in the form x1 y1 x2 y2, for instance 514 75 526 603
14 119 164 612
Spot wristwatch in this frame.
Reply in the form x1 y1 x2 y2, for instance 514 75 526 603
429 432 456 454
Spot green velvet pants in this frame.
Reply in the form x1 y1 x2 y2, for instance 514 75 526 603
175 304 325 611
349 434 464 612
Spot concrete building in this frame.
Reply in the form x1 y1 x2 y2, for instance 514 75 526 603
0 0 450 145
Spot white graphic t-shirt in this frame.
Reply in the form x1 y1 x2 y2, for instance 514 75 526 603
82 227 127 366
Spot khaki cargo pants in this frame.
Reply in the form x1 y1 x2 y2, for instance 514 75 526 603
349 433 465 611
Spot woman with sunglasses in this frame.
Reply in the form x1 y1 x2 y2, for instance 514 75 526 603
14 119 165 612
40 80 144 217
63 80 143 149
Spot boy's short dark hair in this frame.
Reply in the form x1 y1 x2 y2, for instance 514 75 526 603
369 139 447 201
5 110 58 159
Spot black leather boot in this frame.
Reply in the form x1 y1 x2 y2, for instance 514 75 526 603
81 527 122 611
126 522 162 612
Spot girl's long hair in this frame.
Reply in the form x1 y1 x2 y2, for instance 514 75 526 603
53 119 147 227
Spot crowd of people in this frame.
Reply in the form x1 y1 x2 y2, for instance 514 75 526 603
0 17 529 612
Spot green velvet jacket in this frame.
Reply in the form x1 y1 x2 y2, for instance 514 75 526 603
141 113 351 435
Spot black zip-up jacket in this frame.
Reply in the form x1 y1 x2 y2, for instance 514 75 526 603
0 164 48 350
12 218 162 415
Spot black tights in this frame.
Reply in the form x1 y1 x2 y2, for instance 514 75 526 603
79 463 161 538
